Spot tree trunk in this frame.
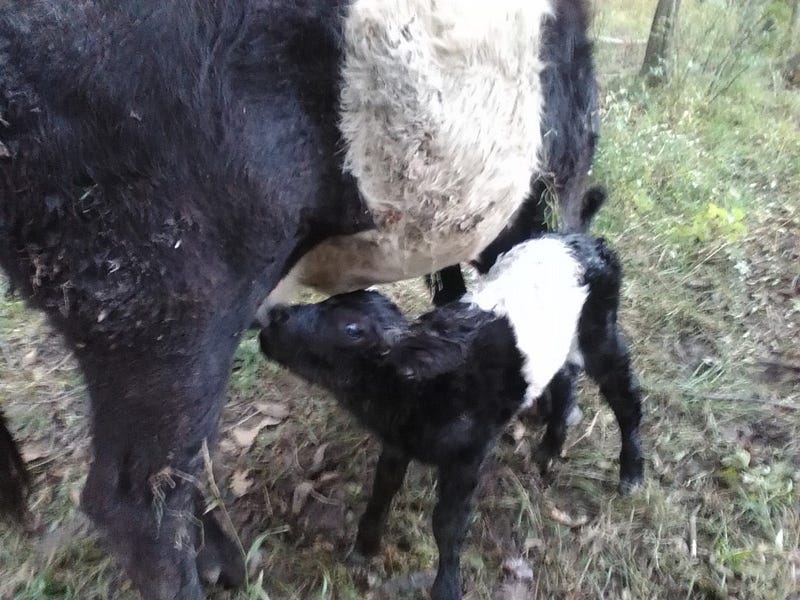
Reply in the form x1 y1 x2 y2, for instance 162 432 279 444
790 0 800 49
640 0 682 87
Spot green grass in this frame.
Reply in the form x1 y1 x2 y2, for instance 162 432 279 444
2 1 799 598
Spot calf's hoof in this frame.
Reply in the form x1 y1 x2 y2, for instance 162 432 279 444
431 574 461 600
532 442 558 476
353 525 383 558
617 469 645 496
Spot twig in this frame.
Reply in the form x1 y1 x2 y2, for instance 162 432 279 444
700 393 799 411
18 352 76 392
689 510 698 559
679 242 731 285
566 410 601 452
309 488 340 507
597 35 646 44
200 439 248 584
754 358 800 372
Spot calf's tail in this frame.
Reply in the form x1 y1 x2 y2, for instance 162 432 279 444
0 409 29 521
574 185 607 233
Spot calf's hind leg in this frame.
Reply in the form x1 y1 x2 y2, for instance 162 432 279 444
534 363 580 474
581 326 644 495
78 328 244 599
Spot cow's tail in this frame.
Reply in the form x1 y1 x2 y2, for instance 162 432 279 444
0 409 29 521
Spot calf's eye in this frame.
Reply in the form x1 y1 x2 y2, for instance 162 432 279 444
343 323 364 340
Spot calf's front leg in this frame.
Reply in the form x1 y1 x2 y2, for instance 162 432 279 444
354 444 410 557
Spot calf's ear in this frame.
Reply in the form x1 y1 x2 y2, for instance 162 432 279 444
382 334 466 382
381 350 419 381
373 325 404 356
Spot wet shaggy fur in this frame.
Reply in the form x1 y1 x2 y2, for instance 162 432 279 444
0 1 374 598
428 0 602 306
258 236 644 600
260 0 554 308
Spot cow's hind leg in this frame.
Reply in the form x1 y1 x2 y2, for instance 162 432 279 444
78 327 243 599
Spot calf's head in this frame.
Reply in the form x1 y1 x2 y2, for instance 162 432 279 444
258 290 408 387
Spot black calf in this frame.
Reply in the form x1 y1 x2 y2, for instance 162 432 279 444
259 235 644 600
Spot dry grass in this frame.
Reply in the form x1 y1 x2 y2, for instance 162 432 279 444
1 1 799 599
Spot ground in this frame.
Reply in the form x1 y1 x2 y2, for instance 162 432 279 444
1 0 799 599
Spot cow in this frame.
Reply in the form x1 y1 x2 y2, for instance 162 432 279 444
0 0 587 597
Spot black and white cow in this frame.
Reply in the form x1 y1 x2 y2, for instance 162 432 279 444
250 0 601 318
259 233 644 600
255 0 561 316
0 1 592 598
427 0 602 305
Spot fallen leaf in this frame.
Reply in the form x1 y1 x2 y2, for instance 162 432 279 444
308 443 329 476
292 481 314 516
230 469 252 498
548 506 588 528
22 443 49 462
69 487 81 507
232 416 282 449
317 471 339 485
493 581 532 600
218 439 237 455
0 141 10 158
502 557 534 582
510 422 526 443
22 349 38 368
255 401 290 421
523 537 545 553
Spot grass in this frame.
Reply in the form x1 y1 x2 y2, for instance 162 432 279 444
1 1 799 598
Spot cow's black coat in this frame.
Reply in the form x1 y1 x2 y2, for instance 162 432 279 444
0 1 373 597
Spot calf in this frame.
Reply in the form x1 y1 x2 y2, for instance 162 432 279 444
259 235 644 600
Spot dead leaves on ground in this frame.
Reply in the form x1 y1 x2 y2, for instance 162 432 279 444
224 401 290 497
548 505 589 528
229 401 290 451
230 468 253 498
